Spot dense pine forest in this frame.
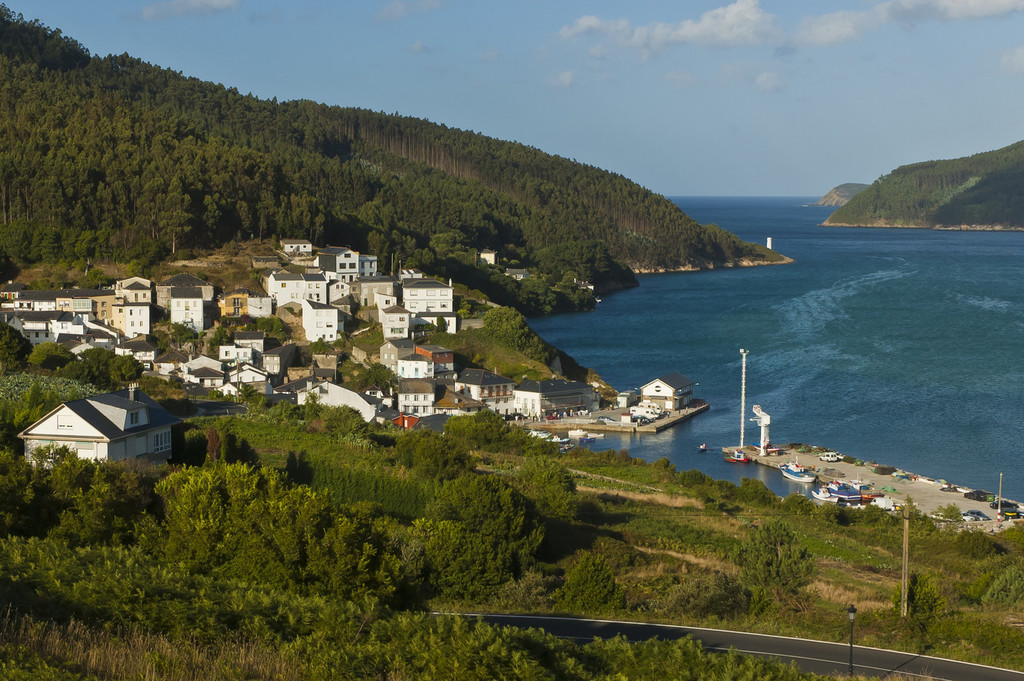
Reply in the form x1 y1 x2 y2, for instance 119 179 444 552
0 6 780 314
826 139 1024 228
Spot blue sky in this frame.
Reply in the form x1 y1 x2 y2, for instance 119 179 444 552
19 0 1024 196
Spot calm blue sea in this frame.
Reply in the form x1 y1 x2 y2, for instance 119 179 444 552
529 197 1024 500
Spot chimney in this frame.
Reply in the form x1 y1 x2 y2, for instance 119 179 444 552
128 382 138 401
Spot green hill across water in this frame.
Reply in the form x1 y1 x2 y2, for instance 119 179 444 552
0 6 782 314
826 140 1024 229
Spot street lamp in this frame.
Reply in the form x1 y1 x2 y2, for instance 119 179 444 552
847 604 857 676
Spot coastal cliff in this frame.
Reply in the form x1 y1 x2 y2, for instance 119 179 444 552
825 138 1024 229
811 183 869 207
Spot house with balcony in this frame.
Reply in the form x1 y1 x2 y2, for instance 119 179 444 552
401 278 453 314
156 273 214 309
514 379 599 419
168 287 206 333
380 305 411 340
266 271 327 307
301 298 344 342
455 369 516 415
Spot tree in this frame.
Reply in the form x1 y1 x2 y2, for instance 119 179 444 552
555 552 624 614
0 321 30 373
893 573 946 640
396 429 471 481
735 519 814 598
27 342 74 371
423 474 544 599
518 456 577 521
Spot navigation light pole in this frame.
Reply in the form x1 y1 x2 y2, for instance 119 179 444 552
739 348 749 448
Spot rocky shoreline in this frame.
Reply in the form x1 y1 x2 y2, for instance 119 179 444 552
823 221 1024 231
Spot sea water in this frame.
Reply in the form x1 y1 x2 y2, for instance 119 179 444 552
529 197 1024 500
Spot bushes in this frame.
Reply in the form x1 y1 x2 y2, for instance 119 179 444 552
555 552 624 614
656 571 748 620
736 519 814 598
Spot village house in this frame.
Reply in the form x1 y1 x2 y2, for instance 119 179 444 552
478 248 497 266
156 273 214 309
380 305 411 340
223 364 272 397
152 349 188 376
412 311 458 335
0 281 26 303
114 277 153 304
315 246 360 282
353 276 396 308
380 338 415 371
398 269 423 281
110 300 151 337
18 386 179 463
505 268 530 281
293 380 380 422
266 270 327 307
115 337 159 369
359 254 378 278
234 331 266 354
262 343 297 383
455 369 516 416
301 298 343 342
280 238 313 255
396 353 434 379
218 342 254 365
219 287 273 319
414 344 455 375
186 366 226 390
397 378 437 416
168 287 207 333
251 255 278 269
432 387 485 416
639 371 695 411
514 379 599 419
401 278 453 314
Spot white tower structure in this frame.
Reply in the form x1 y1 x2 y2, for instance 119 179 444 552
739 348 749 448
751 404 771 456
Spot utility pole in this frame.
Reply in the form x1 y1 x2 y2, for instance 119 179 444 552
901 503 910 617
998 472 1004 521
739 348 749 448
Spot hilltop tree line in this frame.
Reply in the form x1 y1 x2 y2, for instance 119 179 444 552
0 6 776 314
828 139 1024 227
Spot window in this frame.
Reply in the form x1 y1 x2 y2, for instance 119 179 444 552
129 411 140 425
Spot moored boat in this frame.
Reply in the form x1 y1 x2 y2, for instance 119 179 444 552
780 460 816 483
827 481 861 503
812 487 837 502
725 450 752 463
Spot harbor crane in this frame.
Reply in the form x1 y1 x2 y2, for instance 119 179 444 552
751 404 771 456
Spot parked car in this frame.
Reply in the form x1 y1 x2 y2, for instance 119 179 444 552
818 451 842 463
963 489 992 502
962 509 991 521
598 416 616 424
989 500 1019 510
1001 509 1022 520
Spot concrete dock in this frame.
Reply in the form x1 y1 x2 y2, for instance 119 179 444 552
528 402 710 435
724 444 1020 525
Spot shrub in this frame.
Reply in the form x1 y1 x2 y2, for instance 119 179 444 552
736 519 813 597
656 571 748 620
982 564 1024 606
555 552 624 614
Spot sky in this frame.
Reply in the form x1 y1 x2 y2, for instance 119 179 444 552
17 0 1024 196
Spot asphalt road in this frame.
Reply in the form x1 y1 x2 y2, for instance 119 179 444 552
461 613 1024 680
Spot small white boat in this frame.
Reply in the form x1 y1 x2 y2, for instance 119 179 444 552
568 429 603 440
780 460 816 483
812 487 837 502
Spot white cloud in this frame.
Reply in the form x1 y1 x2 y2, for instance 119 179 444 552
795 8 887 46
141 0 238 20
550 70 574 88
375 0 441 21
1001 45 1024 73
559 0 781 56
797 0 1024 46
754 71 783 92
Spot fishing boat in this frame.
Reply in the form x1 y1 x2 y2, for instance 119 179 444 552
578 436 596 444
550 436 571 445
812 487 837 502
725 450 752 463
826 481 862 503
779 460 816 483
569 429 604 440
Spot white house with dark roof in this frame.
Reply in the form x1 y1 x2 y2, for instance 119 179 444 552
301 298 343 342
398 378 437 415
169 287 206 333
19 387 179 463
156 273 213 308
115 336 159 368
380 338 415 371
114 277 153 304
267 270 327 306
396 353 434 379
294 380 379 421
280 238 313 255
401 278 453 314
455 369 515 415
315 246 360 282
380 304 411 340
153 349 188 375
639 371 695 411
218 342 255 365
110 300 151 337
514 379 599 419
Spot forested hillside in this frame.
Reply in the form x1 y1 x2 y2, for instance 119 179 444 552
0 7 780 310
826 140 1024 228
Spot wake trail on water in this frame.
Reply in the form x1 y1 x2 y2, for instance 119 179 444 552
746 263 916 420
